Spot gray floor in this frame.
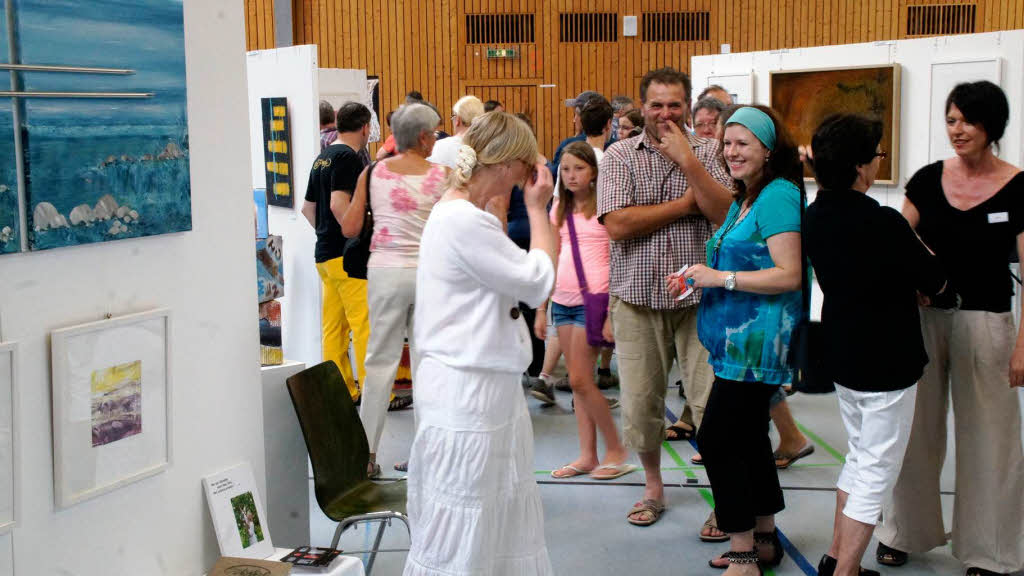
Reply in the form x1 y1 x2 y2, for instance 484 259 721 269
311 377 1019 576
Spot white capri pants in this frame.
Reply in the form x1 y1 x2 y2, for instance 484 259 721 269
835 383 917 525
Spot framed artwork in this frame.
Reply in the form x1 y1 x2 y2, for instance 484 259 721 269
50 309 172 509
261 97 293 207
367 76 382 144
253 188 268 240
19 0 191 251
0 342 17 534
929 58 1001 162
706 73 754 105
770 64 901 184
256 235 284 303
202 462 275 560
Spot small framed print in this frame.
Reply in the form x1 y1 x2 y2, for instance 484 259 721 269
0 342 18 533
50 309 172 509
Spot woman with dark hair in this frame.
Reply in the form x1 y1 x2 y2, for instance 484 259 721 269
873 81 1024 576
669 105 804 574
616 109 644 141
803 114 946 576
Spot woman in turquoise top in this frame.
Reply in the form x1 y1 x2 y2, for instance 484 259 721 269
670 105 804 575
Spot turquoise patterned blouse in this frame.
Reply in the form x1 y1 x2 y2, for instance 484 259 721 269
697 177 805 385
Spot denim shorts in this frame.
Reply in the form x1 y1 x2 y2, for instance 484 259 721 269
551 302 586 328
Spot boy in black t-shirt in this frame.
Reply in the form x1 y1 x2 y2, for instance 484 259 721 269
301 102 372 402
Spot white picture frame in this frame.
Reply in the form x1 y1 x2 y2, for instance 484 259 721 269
0 342 18 534
50 309 172 509
929 58 1001 162
706 72 754 105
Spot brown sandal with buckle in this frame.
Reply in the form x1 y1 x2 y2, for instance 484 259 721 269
700 510 730 542
627 499 665 526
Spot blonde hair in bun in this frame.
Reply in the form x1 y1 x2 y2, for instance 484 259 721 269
446 111 538 190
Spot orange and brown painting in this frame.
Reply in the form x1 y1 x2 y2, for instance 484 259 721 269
771 65 899 182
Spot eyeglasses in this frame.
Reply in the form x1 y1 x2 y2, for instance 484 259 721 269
874 151 888 159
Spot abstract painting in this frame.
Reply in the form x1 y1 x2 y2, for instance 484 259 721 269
51 309 171 508
770 65 901 183
258 300 282 366
90 360 142 447
17 0 191 251
0 342 17 534
261 97 293 207
256 235 284 303
230 491 266 549
253 188 268 240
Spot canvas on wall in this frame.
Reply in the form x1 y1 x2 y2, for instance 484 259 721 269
0 343 17 534
256 235 284 303
367 75 381 144
770 64 901 183
261 97 293 207
17 0 191 251
50 309 171 509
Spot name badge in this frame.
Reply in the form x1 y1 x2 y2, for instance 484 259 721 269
988 211 1009 224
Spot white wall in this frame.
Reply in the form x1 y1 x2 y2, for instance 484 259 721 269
247 46 323 370
247 49 370 371
0 2 265 574
691 30 1024 205
692 30 1024 318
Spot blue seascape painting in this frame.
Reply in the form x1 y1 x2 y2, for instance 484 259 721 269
0 9 19 254
17 0 190 251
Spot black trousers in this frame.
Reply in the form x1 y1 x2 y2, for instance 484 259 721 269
697 377 785 533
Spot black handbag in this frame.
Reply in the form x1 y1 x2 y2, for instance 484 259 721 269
342 162 376 280
788 187 834 394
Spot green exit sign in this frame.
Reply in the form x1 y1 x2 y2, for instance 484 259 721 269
486 48 517 59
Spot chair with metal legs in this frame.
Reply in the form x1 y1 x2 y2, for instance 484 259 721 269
286 361 409 574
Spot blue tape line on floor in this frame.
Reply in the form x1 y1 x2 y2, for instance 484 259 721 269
664 405 818 576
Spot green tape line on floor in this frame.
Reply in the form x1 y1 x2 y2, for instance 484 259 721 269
795 421 846 464
663 441 715 509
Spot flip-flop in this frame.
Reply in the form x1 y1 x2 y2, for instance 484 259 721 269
367 462 382 479
875 542 908 567
550 464 594 478
774 443 815 469
699 510 730 542
627 499 665 526
590 463 638 480
665 424 694 441
394 461 408 472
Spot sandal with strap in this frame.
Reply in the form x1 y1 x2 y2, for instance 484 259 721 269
817 554 880 576
626 499 665 526
755 529 785 567
876 542 908 567
665 424 694 441
699 510 730 542
709 550 763 574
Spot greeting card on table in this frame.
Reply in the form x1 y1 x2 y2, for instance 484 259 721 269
203 462 274 560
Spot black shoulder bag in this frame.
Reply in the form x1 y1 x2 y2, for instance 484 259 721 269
788 186 833 394
342 162 377 280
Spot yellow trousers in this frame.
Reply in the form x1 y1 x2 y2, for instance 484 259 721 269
316 257 371 400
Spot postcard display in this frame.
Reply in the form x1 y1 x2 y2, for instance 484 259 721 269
203 462 275 560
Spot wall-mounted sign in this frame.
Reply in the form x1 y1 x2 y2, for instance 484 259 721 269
486 48 517 59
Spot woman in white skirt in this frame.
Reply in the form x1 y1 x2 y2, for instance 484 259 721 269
404 111 557 576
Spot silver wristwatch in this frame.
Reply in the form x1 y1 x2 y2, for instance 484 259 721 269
724 272 737 291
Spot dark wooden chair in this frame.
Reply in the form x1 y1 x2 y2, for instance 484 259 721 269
286 361 409 574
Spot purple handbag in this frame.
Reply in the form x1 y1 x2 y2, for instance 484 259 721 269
565 214 614 348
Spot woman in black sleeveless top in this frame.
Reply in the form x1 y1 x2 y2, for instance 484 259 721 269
874 81 1024 576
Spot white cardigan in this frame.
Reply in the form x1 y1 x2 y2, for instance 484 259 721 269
415 199 554 374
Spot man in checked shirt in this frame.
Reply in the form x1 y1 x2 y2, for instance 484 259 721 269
597 67 735 530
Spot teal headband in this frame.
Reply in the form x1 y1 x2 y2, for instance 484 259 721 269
727 107 777 151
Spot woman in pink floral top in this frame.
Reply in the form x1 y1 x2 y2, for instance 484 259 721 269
342 102 448 476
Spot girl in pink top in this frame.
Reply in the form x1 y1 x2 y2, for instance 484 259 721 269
534 141 635 480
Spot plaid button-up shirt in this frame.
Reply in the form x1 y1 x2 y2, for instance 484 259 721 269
597 130 734 310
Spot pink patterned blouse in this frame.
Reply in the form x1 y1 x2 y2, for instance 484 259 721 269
368 161 448 268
